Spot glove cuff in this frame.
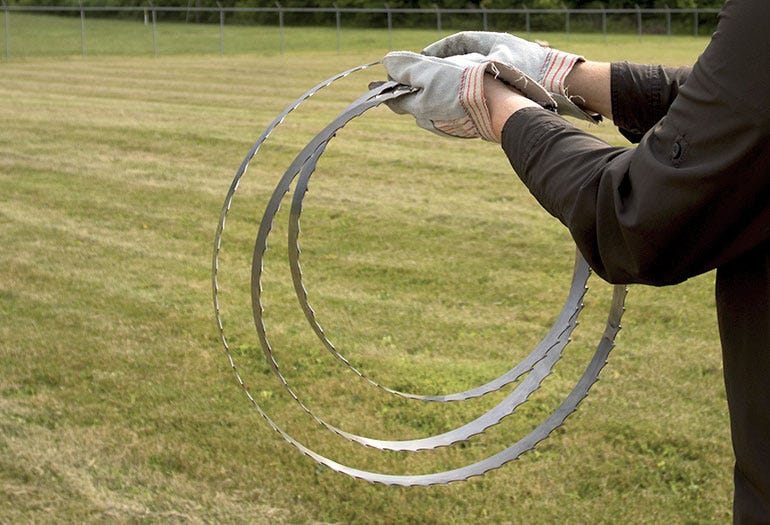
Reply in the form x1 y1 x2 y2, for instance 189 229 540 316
539 50 584 96
459 63 496 142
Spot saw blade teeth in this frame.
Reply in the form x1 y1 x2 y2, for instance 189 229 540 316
212 66 628 485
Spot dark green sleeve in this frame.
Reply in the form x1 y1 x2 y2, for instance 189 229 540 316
501 0 770 286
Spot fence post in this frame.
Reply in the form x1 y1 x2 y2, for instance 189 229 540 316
693 8 699 37
481 5 487 31
635 3 642 42
385 3 392 50
563 4 569 44
601 3 606 45
217 1 224 55
524 5 530 39
333 3 340 52
2 0 8 62
433 4 441 37
665 4 671 36
275 2 284 55
148 1 158 57
79 2 86 57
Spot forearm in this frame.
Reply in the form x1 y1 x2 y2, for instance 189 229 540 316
486 60 691 145
484 60 612 142
564 61 693 133
563 61 613 120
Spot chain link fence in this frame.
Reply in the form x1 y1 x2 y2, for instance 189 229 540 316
1 3 720 60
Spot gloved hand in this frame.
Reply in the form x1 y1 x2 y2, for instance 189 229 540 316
381 51 556 141
381 51 495 141
423 31 583 96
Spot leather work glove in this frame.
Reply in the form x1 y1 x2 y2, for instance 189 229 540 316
381 51 556 141
423 31 598 122
423 31 582 95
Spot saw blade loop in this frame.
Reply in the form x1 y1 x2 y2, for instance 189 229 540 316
211 65 628 485
250 82 589 452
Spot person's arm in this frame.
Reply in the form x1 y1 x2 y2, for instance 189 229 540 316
563 60 692 139
421 28 691 141
484 60 614 142
562 61 613 121
492 0 770 285
486 59 690 142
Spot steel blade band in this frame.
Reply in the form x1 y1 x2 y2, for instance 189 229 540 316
212 65 628 485
252 82 587 452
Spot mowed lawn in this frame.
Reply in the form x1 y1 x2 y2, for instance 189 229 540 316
0 17 733 525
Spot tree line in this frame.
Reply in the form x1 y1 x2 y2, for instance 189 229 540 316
6 0 723 33
6 0 726 9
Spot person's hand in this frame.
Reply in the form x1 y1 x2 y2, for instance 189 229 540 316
423 32 600 123
381 51 499 141
423 31 583 96
381 51 554 141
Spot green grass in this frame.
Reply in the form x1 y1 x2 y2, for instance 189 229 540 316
0 16 732 525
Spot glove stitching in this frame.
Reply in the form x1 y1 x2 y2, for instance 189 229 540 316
538 49 555 85
463 65 496 141
455 67 481 139
458 66 471 121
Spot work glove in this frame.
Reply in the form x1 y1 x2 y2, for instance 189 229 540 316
423 31 598 122
424 31 582 95
380 51 556 141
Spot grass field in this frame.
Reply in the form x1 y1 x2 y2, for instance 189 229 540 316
0 14 733 525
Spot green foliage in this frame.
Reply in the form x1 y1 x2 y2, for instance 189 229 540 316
573 0 702 7
3 0 726 23
5 0 725 6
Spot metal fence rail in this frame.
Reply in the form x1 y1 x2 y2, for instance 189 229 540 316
1 4 720 60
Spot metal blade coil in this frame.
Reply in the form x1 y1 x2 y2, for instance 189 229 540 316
211 65 627 485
